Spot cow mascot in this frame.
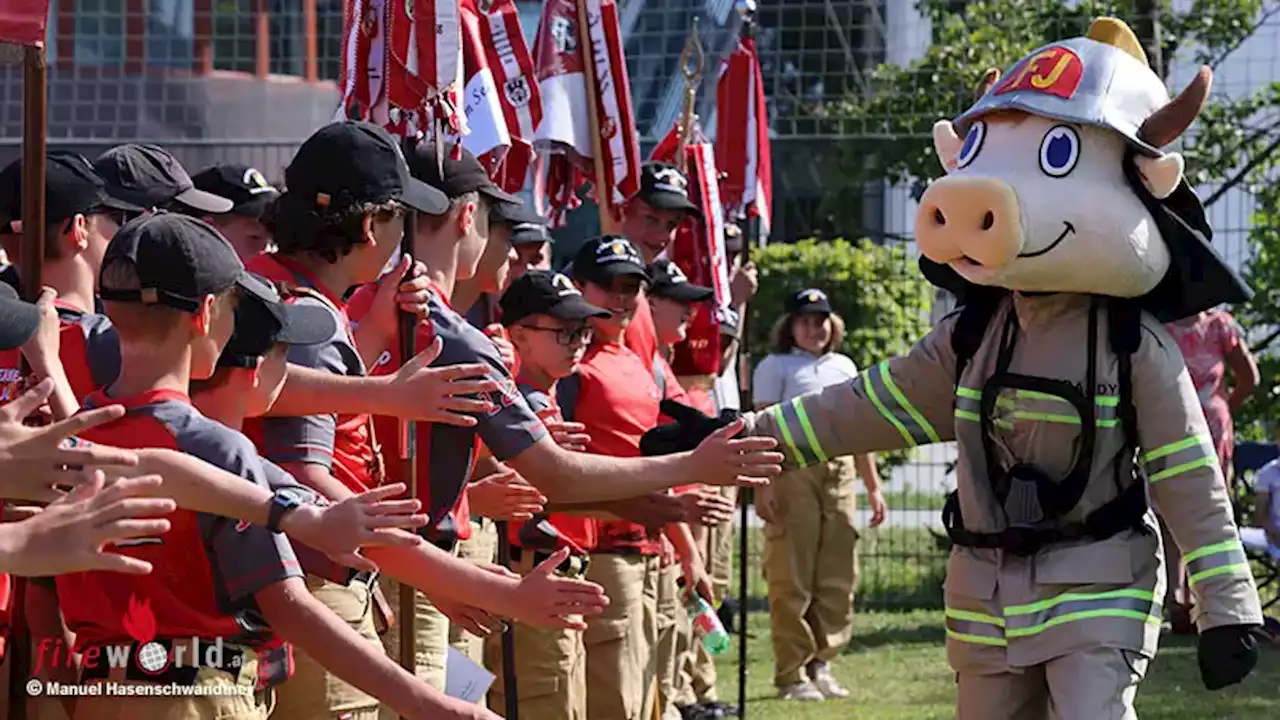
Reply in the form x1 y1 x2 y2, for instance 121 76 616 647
645 16 1266 718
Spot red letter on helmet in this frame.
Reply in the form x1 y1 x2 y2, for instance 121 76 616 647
994 46 1083 100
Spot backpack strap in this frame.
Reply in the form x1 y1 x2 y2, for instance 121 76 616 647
950 288 1006 389
1107 298 1142 453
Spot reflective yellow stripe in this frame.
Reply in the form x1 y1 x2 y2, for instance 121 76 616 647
955 409 980 422
1190 563 1253 585
946 628 1007 647
1005 608 1161 639
957 387 981 400
789 397 828 464
1004 588 1155 617
863 371 915 446
769 403 803 466
946 608 1005 627
1183 540 1240 565
1142 435 1208 464
1147 455 1215 483
879 362 941 443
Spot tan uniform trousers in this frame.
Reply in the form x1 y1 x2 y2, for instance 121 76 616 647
272 575 383 720
956 647 1149 720
70 641 272 720
762 457 859 687
654 560 687 720
450 518 498 667
484 550 590 720
584 552 660 720
681 486 737 704
377 542 460 715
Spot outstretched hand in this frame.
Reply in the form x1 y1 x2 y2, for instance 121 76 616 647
285 483 428 572
0 379 139 500
384 336 501 426
0 470 175 577
689 419 783 488
507 547 609 630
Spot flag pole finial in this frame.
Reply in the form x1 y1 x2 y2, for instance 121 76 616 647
676 18 704 172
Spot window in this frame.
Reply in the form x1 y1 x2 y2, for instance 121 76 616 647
146 0 194 69
212 0 254 73
268 0 303 76
73 0 127 67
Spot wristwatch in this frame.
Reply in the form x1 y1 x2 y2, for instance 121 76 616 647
266 487 312 533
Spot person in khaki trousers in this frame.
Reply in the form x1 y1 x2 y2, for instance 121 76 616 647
752 290 887 702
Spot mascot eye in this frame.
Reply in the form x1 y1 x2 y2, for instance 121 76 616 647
956 121 986 169
1039 125 1080 177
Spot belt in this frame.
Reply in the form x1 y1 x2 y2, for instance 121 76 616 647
508 547 590 576
80 638 252 686
351 570 378 585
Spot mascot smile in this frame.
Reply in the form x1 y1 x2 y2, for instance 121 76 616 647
645 17 1266 718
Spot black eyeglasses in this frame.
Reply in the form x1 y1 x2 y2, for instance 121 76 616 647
520 324 594 346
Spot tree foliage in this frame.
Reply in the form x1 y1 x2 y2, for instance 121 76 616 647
821 0 1280 437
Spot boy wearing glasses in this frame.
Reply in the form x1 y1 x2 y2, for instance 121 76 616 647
486 269 610 718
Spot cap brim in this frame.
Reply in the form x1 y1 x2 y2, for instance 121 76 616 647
794 304 833 315
511 231 552 245
235 272 280 306
231 191 279 219
654 283 714 303
398 178 450 216
0 287 39 351
275 301 339 346
548 295 612 321
643 191 703 220
491 199 543 226
479 183 522 206
598 264 651 282
99 194 146 214
174 187 236 214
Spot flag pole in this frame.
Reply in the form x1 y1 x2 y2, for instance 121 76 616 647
575 0 619 236
396 201 419 715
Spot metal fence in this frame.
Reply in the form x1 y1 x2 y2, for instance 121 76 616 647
3 1 1279 612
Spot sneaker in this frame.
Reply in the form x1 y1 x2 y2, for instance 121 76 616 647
777 681 825 701
809 663 850 699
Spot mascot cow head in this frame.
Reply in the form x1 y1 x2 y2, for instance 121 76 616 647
915 17 1251 321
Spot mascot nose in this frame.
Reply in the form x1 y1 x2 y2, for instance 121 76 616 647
916 176 1023 269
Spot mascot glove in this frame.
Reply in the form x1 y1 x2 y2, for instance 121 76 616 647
1197 623 1266 690
638 400 741 457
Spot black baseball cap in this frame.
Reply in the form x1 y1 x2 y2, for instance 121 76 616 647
785 288 833 315
191 164 281 219
510 220 552 246
403 139 521 205
572 235 650 288
218 273 337 368
94 144 235 214
0 151 144 232
490 196 544 227
0 281 39 351
98 212 279 313
649 258 714 303
285 121 449 216
500 270 611 327
635 162 701 219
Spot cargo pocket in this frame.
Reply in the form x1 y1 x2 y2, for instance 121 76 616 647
943 549 1004 673
583 615 630 647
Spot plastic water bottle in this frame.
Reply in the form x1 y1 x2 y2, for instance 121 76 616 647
686 595 731 656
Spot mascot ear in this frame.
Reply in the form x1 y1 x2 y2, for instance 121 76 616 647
1133 152 1184 200
933 120 964 172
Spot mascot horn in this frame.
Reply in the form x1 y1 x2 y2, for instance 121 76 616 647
645 17 1265 718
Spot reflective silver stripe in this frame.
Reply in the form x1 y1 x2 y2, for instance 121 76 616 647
1003 589 1160 638
1143 434 1215 484
1184 540 1252 585
863 362 939 447
945 608 1006 647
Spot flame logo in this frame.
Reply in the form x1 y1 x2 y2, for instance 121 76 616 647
122 594 157 645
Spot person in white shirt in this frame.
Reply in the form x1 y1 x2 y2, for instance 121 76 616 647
1241 430 1280 563
752 288 887 703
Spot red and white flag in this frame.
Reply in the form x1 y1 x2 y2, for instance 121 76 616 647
0 0 49 46
531 0 640 225
454 0 542 193
650 126 731 376
716 35 772 237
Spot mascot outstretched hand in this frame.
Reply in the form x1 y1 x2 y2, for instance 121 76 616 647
646 16 1265 718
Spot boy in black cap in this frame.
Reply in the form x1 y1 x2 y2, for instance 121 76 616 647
65 212 497 719
485 268 609 718
93 143 235 216
509 219 554 282
191 163 281 261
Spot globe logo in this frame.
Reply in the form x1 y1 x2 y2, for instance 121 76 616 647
136 641 168 674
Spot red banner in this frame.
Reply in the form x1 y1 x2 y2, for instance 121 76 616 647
0 0 48 47
716 36 772 236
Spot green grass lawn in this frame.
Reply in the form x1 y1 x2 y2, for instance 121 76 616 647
717 610 1280 719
